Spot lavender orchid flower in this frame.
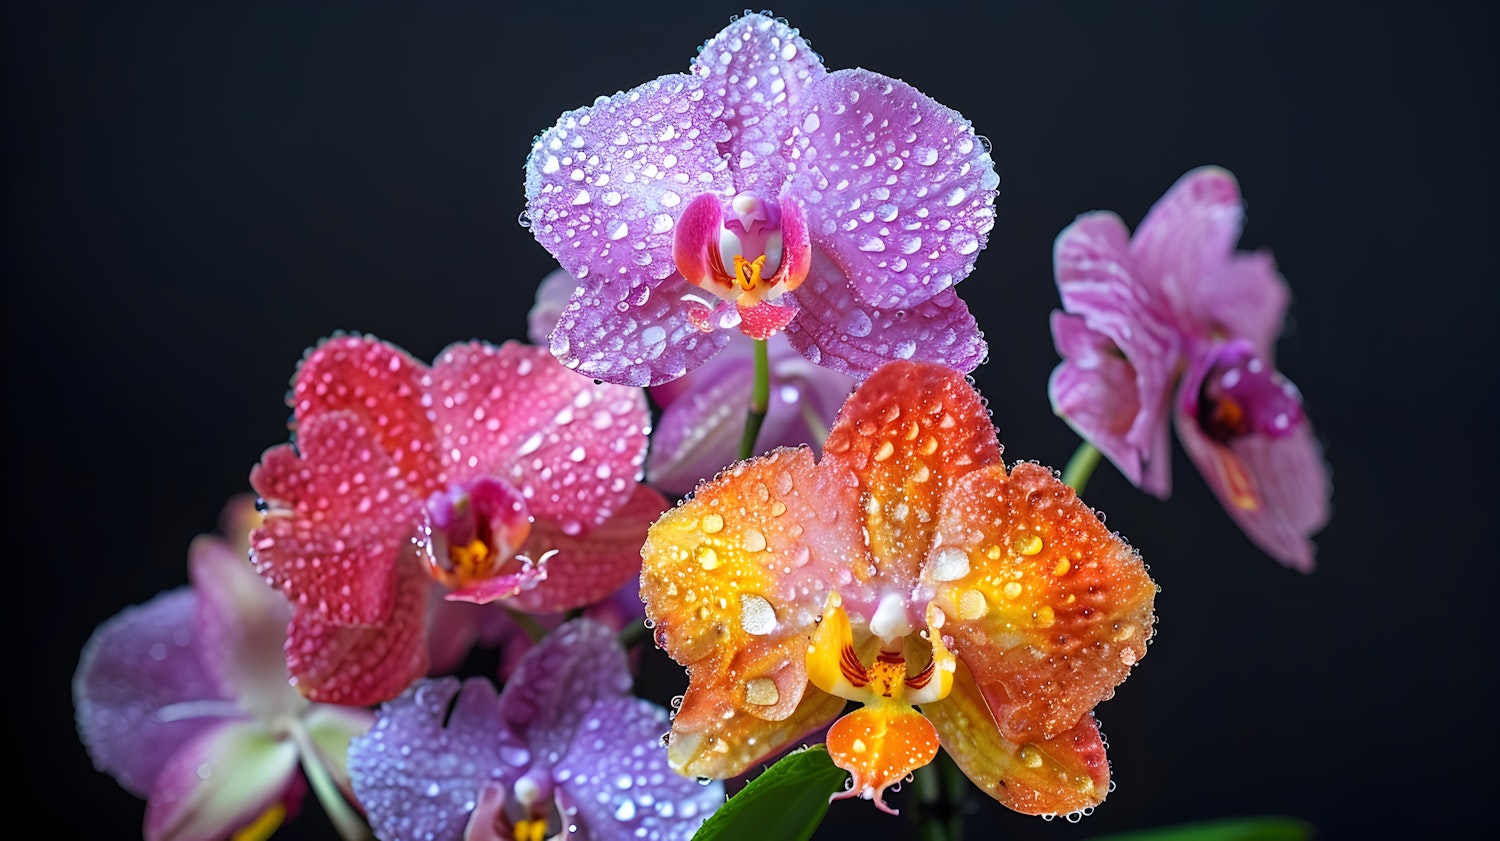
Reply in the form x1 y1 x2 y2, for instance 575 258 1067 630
73 496 374 841
524 12 997 387
1049 167 1331 571
350 619 722 841
530 267 854 495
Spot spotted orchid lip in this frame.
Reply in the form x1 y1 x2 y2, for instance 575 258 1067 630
640 359 1158 815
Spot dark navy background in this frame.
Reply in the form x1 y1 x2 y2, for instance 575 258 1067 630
6 2 1495 838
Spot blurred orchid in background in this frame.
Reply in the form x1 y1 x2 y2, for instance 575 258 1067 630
530 267 854 496
74 495 374 841
350 619 723 841
523 12 995 387
248 335 666 706
641 361 1157 816
1050 167 1331 570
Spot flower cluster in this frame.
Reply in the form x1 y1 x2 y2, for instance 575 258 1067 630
75 11 1331 841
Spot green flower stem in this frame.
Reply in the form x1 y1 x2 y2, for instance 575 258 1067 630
738 338 771 461
503 607 550 643
1061 441 1102 495
617 619 650 648
288 720 372 841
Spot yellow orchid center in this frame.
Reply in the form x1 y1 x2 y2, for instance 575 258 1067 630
806 592 956 814
512 817 548 841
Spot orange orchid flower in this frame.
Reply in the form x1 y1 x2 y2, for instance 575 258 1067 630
641 360 1157 816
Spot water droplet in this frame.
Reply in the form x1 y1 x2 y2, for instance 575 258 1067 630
1002 581 1023 600
701 513 724 534
958 589 988 619
930 546 970 581
745 677 779 705
696 546 720 570
1052 558 1071 577
1017 534 1044 556
739 593 777 635
743 527 767 552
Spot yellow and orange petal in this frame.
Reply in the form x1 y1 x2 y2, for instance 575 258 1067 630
826 703 941 815
921 655 1109 816
923 461 1157 743
820 360 1003 588
640 447 863 777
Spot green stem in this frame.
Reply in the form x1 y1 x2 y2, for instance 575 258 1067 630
288 721 372 841
1061 441 1102 495
503 607 550 643
738 338 771 461
617 619 650 648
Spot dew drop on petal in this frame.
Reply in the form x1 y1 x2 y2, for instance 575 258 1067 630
930 546 970 582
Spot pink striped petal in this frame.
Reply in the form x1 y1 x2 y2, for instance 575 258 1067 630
504 484 669 614
788 68 999 310
691 13 826 192
783 248 986 380
143 719 299 841
524 73 733 290
426 341 650 534
549 269 734 386
250 411 427 626
288 335 443 490
1051 211 1181 495
284 553 432 706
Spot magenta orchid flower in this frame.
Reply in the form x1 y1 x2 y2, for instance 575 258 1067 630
350 619 724 841
74 495 374 841
249 335 666 706
523 12 997 387
1049 167 1332 570
530 267 855 495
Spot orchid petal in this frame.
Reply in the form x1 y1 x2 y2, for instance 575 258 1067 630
549 269 733 386
1051 211 1180 495
642 447 860 777
143 719 299 841
1130 166 1278 340
499 620 631 754
529 268 580 345
349 677 514 841
646 349 757 494
525 73 733 289
250 410 426 625
188 532 302 721
426 341 650 534
926 462 1156 742
288 335 443 487
826 704 939 815
301 704 376 800
922 658 1110 816
784 249 986 379
789 68 998 310
505 483 668 614
558 696 725 840
1176 353 1330 572
820 359 1002 589
691 13 825 192
74 588 227 797
284 553 431 706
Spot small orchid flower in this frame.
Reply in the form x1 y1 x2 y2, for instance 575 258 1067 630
74 495 374 841
640 361 1157 816
249 335 667 706
530 267 855 495
1049 167 1331 570
524 12 997 387
349 619 724 841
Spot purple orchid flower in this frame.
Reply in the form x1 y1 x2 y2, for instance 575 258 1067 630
530 267 855 495
524 12 997 387
73 495 374 841
1049 167 1332 571
350 619 723 841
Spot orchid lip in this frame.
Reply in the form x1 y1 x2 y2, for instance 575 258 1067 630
674 191 811 307
1197 341 1305 443
425 477 534 590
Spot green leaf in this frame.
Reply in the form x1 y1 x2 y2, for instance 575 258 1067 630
692 746 849 841
1084 816 1314 841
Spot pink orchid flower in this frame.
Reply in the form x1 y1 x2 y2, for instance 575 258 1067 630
524 12 997 386
74 495 373 841
249 335 666 706
1050 167 1332 570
